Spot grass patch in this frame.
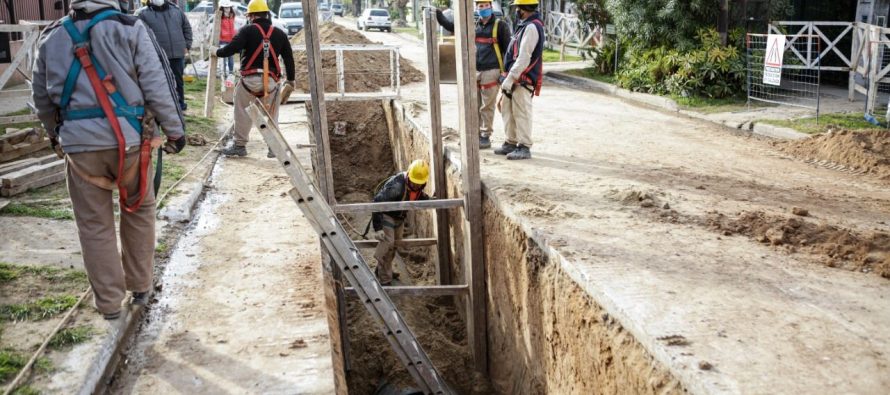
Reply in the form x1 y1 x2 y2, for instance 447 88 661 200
563 67 615 84
759 113 887 135
0 265 19 284
543 48 582 62
0 202 73 220
0 295 78 322
33 357 52 374
12 385 40 395
1 108 41 132
184 113 217 138
162 162 186 182
155 241 168 254
0 349 26 382
49 325 94 349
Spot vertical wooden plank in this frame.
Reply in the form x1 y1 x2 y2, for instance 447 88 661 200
453 0 488 374
203 5 221 117
300 0 347 392
423 8 452 285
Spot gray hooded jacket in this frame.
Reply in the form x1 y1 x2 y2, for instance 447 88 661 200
31 1 185 154
135 1 192 59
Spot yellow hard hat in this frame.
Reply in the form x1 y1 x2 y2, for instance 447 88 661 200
407 159 430 185
474 0 493 3
511 0 539 5
247 0 270 13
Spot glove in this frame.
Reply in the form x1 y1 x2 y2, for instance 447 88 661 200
500 77 514 94
163 136 186 154
280 80 295 104
210 45 220 55
372 229 386 241
50 137 64 159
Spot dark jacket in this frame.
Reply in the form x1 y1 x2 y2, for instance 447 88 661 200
503 12 544 94
372 172 429 231
436 10 511 72
217 18 296 82
136 1 192 59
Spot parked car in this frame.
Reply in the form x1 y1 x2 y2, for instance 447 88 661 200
357 8 391 32
189 1 287 33
331 3 344 16
278 2 304 36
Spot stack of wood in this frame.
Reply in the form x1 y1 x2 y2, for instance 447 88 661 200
0 128 64 197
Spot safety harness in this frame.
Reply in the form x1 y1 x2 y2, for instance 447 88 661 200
502 18 544 97
60 9 155 213
240 23 281 99
476 18 503 90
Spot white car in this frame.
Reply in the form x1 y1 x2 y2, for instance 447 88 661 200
189 1 287 33
357 8 391 32
278 2 304 36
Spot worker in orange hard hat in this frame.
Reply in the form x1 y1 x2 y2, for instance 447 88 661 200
370 160 430 285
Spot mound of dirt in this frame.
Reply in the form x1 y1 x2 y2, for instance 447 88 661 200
290 23 424 93
706 210 890 279
775 129 890 180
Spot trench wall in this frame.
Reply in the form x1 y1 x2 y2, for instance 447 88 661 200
385 100 687 394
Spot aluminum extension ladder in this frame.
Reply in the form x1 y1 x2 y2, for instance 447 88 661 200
247 102 453 394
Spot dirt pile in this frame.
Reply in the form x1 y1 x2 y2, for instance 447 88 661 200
775 129 890 180
706 210 890 278
290 23 424 93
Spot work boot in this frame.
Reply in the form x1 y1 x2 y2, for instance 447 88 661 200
479 135 491 149
506 144 532 160
374 267 400 285
131 291 150 306
494 142 518 155
267 148 276 158
222 144 247 157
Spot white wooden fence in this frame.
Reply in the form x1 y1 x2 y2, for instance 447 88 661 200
544 12 600 60
0 21 51 125
767 21 853 71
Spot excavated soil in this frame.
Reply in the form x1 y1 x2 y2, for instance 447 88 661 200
775 129 890 180
316 100 489 394
291 23 424 93
609 188 890 279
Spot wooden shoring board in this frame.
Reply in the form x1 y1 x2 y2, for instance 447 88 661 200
331 198 464 213
248 101 454 394
423 8 453 286
202 5 222 118
452 0 488 374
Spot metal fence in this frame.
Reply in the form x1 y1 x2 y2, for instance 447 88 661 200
746 33 821 119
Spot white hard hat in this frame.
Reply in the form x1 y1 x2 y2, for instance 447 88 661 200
219 0 234 7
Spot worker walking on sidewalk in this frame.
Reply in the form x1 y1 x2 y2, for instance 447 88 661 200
436 0 511 148
216 0 296 158
136 0 192 111
371 160 430 285
495 0 543 160
31 0 186 320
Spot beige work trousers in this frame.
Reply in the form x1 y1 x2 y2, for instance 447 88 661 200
373 214 402 284
477 69 501 137
501 86 534 147
233 75 281 147
67 148 155 315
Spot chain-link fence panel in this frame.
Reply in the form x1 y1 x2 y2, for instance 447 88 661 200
747 33 821 119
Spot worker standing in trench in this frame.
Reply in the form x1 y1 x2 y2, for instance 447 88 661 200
215 0 296 158
496 0 544 160
31 0 186 319
371 160 430 285
435 0 511 149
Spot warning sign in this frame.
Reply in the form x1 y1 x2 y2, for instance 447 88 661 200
763 34 785 86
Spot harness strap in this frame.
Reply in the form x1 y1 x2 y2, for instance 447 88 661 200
478 80 499 90
61 11 152 213
243 24 282 80
493 19 504 72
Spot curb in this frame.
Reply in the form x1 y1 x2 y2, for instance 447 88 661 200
545 71 809 140
80 133 224 394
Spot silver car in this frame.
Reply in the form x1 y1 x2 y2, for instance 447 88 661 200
357 8 391 32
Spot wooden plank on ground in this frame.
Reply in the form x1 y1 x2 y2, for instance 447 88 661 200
0 154 58 176
0 128 43 145
1 160 64 188
0 114 39 125
0 140 51 162
1 171 65 197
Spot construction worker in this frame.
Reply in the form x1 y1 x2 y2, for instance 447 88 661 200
31 0 186 319
136 0 192 111
495 0 543 160
371 160 430 285
436 0 511 148
215 0 296 157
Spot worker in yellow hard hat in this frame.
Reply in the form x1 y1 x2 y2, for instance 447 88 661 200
216 0 297 158
495 0 542 160
435 0 511 149
370 159 430 285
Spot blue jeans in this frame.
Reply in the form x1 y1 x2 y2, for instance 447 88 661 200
167 57 186 111
220 41 235 75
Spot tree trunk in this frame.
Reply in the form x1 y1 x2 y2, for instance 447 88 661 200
718 0 729 45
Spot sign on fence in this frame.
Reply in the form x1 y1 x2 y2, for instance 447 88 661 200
763 34 785 86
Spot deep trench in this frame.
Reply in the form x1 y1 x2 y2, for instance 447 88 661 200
310 100 686 394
